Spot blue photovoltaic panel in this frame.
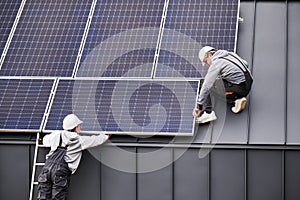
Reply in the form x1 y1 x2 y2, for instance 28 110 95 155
155 0 239 78
0 0 93 77
76 0 165 78
45 79 198 136
0 79 54 131
0 1 21 56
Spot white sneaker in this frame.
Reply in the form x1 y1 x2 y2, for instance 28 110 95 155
195 111 217 124
231 97 247 113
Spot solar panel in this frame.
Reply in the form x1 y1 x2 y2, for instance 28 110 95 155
0 0 93 77
0 78 54 132
0 0 21 57
154 0 239 78
45 79 199 136
76 0 165 78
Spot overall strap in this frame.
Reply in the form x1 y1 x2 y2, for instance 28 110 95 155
228 52 248 68
220 55 253 80
227 53 253 78
59 133 63 147
221 56 247 73
220 55 253 90
58 133 68 148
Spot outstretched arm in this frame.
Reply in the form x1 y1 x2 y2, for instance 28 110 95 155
79 134 109 150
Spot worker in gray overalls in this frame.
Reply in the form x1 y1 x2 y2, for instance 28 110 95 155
37 114 109 199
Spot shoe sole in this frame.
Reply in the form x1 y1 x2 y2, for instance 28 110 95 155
240 98 247 111
200 117 217 124
232 98 247 113
195 116 217 124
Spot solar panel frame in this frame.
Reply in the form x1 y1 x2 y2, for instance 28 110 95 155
75 0 166 78
44 78 199 136
0 0 94 77
0 77 56 132
154 0 240 79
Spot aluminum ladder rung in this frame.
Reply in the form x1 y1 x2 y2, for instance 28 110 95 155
38 144 48 148
36 163 45 166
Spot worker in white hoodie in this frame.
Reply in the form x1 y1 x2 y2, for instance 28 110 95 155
193 46 253 124
37 114 109 200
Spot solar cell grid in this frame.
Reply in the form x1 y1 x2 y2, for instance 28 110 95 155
44 79 102 131
0 0 93 77
0 0 21 57
77 0 165 78
45 79 198 136
0 78 54 131
155 0 239 78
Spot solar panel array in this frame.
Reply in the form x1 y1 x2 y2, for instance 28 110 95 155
0 0 239 136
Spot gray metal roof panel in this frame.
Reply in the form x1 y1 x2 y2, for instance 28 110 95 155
248 2 286 145
286 3 300 145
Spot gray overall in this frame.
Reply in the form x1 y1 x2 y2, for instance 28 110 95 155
37 134 71 200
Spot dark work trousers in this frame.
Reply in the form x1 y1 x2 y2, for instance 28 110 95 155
202 78 251 113
223 79 250 105
37 146 71 200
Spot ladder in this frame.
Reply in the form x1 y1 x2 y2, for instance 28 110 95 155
29 132 49 200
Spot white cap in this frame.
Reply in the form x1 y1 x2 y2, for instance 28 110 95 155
63 114 83 130
199 46 215 66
